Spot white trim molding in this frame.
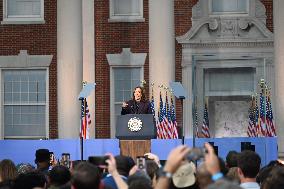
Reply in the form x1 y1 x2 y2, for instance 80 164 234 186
108 0 145 22
2 0 45 25
0 50 52 139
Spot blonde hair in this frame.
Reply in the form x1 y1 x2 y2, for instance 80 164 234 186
0 159 18 181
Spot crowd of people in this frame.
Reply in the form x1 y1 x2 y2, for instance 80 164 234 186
0 143 284 189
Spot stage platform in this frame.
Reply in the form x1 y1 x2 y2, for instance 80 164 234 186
0 137 277 167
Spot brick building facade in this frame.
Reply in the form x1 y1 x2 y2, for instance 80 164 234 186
1 0 281 145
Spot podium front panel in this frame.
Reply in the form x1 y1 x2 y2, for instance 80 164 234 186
116 114 156 140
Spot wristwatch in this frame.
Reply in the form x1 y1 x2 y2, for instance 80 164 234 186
159 168 173 178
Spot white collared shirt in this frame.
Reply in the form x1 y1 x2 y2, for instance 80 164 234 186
240 182 260 189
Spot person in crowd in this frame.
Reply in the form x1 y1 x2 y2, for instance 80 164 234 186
48 165 71 189
256 160 283 186
226 151 239 169
71 162 101 189
195 163 213 189
121 86 152 115
226 167 240 184
106 154 128 189
127 171 152 189
16 163 35 175
0 159 18 183
144 153 161 168
35 149 52 175
145 160 159 188
170 160 199 189
154 145 191 189
237 150 261 189
13 171 47 189
207 179 243 189
102 155 134 189
0 159 18 189
261 165 284 189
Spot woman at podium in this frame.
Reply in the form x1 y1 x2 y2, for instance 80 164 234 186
121 86 152 115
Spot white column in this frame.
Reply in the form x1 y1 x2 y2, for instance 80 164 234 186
274 0 284 156
57 0 83 138
82 0 95 138
149 0 175 103
182 55 193 138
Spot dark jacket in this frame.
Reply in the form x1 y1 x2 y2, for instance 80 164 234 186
121 100 152 115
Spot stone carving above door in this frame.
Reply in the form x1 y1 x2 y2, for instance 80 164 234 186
177 0 273 45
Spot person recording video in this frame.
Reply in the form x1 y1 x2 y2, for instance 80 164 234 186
121 86 152 115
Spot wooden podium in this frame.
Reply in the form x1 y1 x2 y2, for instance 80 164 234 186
120 140 151 160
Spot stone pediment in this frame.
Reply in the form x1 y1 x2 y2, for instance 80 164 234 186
176 0 273 45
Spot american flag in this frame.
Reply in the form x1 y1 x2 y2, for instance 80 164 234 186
254 96 260 137
201 102 210 138
170 96 179 139
259 93 267 136
266 95 276 137
247 99 257 137
81 98 91 139
157 91 166 139
164 92 173 139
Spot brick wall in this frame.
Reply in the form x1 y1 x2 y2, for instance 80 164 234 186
94 0 149 138
262 0 274 32
0 0 58 138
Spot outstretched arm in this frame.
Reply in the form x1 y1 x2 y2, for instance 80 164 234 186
121 101 130 115
155 145 190 189
106 153 129 189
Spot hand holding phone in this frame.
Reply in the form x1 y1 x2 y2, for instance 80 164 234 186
61 153 71 168
49 152 55 164
136 156 146 172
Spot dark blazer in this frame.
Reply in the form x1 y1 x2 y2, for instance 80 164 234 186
121 99 152 115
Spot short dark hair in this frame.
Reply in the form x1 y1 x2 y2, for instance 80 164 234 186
115 155 133 177
127 171 152 189
13 171 46 189
49 165 71 186
226 151 239 168
262 165 284 189
146 160 159 181
71 162 101 189
237 150 261 178
35 149 50 163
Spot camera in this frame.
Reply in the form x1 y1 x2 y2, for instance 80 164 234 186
187 147 207 161
136 156 146 172
88 156 109 166
60 153 71 168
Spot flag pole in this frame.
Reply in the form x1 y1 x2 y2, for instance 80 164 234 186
80 97 85 161
79 81 87 161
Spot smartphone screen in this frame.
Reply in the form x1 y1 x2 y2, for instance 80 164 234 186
136 156 146 172
61 153 71 168
49 152 55 164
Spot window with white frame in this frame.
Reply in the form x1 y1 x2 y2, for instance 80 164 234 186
107 48 146 138
109 0 144 22
210 0 249 15
113 67 141 117
3 70 47 139
2 0 45 24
